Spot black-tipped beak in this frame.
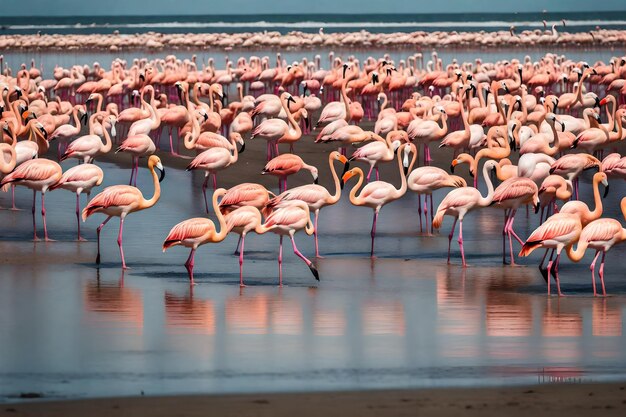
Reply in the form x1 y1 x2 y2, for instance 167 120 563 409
342 64 347 79
309 264 320 281
177 88 183 104
16 90 22 98
139 73 145 81
313 177 319 185
450 164 455 173
157 167 165 183
304 116 310 130
340 163 350 189
469 170 475 178
534 202 540 214
85 97 93 105
81 112 88 126
202 112 208 121
603 184 609 198
238 142 245 153
594 97 601 109
403 166 409 176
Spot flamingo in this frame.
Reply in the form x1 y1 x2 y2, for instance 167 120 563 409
567 197 626 296
163 188 229 285
264 151 347 257
342 143 416 257
251 92 302 160
223 206 266 286
262 153 318 193
50 163 104 240
116 134 156 186
349 130 406 182
549 153 601 199
407 166 466 234
0 159 62 241
433 160 498 266
82 155 165 269
186 132 244 212
258 200 320 285
60 114 113 163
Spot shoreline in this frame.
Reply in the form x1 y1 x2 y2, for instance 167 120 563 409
3 382 626 416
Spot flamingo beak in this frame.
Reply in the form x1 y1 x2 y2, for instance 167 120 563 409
340 163 350 189
238 141 245 154
156 162 165 182
603 181 609 198
39 125 48 140
304 116 310 130
81 111 88 126
342 64 348 79
534 202 540 214
559 120 565 132
337 155 348 164
450 160 458 173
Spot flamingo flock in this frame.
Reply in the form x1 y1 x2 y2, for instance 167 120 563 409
1 44 626 296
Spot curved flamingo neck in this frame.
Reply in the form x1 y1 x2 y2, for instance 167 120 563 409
567 238 588 262
341 73 352 122
547 121 560 155
280 96 301 139
348 169 365 205
142 163 162 209
328 155 342 204
478 163 496 207
588 176 604 221
99 119 112 154
0 143 16 174
212 191 229 242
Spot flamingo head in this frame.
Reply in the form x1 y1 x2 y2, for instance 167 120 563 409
149 155 165 183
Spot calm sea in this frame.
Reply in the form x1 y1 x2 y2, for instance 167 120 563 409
1 12 626 35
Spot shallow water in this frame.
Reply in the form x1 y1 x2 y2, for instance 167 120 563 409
1 47 621 81
1 132 626 400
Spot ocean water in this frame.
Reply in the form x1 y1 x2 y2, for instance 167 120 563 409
1 12 626 35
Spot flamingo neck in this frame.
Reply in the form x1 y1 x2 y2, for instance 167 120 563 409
478 163 495 207
0 144 17 174
566 239 587 263
212 192 230 242
142 164 162 209
589 176 603 220
280 97 301 139
328 156 342 204
348 169 365 206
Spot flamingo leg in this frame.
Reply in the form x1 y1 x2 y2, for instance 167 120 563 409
314 209 322 258
239 234 246 287
590 250 600 296
96 216 113 264
185 248 196 285
201 175 210 213
212 173 217 190
41 191 52 241
502 209 510 264
76 192 86 241
375 166 380 181
366 165 373 182
599 251 607 296
290 231 319 280
134 157 140 187
458 218 467 267
429 194 435 235
554 251 564 296
417 194 423 233
447 217 458 264
117 215 128 269
506 209 518 265
370 209 379 257
32 190 39 241
423 197 429 234
278 235 283 286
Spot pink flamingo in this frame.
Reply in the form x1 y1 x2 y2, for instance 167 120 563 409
50 163 104 240
349 130 406 182
251 92 302 160
116 134 156 186
163 188 229 285
433 160 498 266
342 143 416 257
0 159 62 241
82 155 164 269
262 153 318 193
258 200 320 285
407 166 466 234
567 197 626 296
223 206 266 286
491 177 540 265
60 114 113 163
519 213 583 296
264 151 347 257
549 153 601 200
186 133 244 212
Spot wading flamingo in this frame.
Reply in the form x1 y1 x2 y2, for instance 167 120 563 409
163 188 229 285
82 155 165 269
262 153 318 193
223 205 266 286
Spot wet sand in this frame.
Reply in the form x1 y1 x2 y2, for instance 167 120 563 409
4 383 626 417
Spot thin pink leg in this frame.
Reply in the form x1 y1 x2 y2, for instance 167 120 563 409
447 217 458 264
290 233 319 280
314 210 321 258
590 250 600 296
375 167 380 181
429 194 434 235
212 173 217 190
502 209 510 264
239 234 246 287
234 234 242 255
370 209 379 257
278 236 283 286
599 251 607 296
554 252 564 296
96 216 112 264
117 216 127 269
366 165 373 182
41 191 51 241
185 248 196 285
458 219 467 267
76 193 86 241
